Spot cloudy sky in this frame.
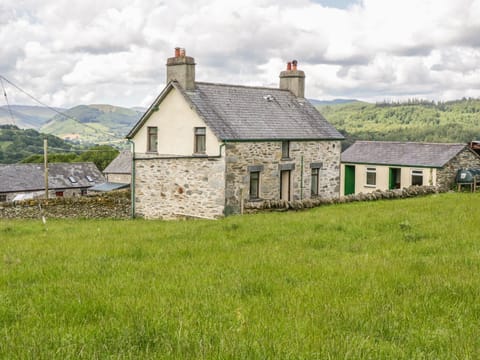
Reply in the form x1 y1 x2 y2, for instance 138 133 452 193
1 0 480 109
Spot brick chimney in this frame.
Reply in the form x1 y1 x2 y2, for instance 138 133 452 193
166 47 196 91
279 60 305 98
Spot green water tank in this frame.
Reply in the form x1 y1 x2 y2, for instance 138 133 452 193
456 169 474 183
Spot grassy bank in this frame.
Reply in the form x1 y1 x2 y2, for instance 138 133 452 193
1 192 480 359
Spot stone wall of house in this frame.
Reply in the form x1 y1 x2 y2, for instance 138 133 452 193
0 191 130 219
134 156 226 219
437 148 480 189
224 140 341 215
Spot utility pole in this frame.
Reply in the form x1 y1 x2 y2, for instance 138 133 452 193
44 138 49 199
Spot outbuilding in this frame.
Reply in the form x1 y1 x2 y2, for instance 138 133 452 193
340 141 480 195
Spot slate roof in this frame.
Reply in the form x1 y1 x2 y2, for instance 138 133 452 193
103 150 131 174
127 82 343 141
0 162 105 193
341 141 469 168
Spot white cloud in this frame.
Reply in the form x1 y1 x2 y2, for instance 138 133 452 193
0 0 480 108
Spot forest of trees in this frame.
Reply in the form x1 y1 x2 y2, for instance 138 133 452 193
318 98 480 149
0 125 119 170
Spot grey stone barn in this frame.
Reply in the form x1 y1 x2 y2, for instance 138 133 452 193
340 141 480 196
126 48 344 219
0 162 105 202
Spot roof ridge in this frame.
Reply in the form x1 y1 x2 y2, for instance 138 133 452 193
194 81 290 92
355 140 466 146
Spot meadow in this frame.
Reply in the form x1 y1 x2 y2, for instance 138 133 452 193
1 192 480 359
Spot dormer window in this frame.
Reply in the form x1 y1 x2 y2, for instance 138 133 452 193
194 127 206 154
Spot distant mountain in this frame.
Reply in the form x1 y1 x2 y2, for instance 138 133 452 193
130 106 147 113
309 98 360 106
40 104 143 144
0 105 65 129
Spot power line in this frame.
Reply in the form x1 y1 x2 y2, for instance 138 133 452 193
0 74 125 142
0 77 16 125
48 146 124 153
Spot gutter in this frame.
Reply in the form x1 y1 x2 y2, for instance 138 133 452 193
127 139 136 218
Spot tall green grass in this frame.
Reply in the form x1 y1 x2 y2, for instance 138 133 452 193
1 193 480 359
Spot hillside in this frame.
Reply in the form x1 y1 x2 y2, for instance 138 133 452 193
0 125 76 163
317 98 480 147
0 105 64 129
40 104 143 144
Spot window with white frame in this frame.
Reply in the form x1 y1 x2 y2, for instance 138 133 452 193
411 169 423 186
366 167 376 186
194 127 206 154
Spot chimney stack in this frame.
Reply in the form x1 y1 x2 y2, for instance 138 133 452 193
279 59 305 98
166 47 196 91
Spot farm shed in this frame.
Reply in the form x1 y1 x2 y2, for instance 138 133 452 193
340 141 480 195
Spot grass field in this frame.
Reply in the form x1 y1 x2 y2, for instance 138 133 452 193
1 193 480 359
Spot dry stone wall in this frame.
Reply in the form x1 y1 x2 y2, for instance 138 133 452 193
244 186 445 213
0 191 130 219
0 186 454 220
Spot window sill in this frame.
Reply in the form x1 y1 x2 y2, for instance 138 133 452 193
281 157 293 161
192 153 208 157
364 184 376 188
248 198 263 202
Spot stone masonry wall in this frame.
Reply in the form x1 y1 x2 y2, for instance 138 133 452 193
225 140 341 215
437 148 480 190
0 191 130 219
134 156 225 219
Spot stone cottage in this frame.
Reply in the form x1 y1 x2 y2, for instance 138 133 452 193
0 162 105 202
126 48 344 219
341 141 480 195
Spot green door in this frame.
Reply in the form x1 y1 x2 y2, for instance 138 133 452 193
344 165 355 195
389 168 401 190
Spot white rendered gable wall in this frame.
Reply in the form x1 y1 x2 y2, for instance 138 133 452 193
133 88 221 156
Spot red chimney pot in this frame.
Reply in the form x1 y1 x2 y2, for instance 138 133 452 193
175 47 180 57
287 62 292 71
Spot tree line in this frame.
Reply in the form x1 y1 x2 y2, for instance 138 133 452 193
0 125 119 170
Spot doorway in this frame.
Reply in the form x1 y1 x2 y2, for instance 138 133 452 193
280 170 291 201
389 168 401 189
344 165 355 195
